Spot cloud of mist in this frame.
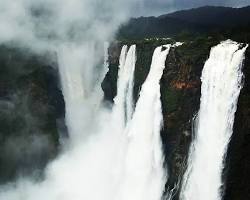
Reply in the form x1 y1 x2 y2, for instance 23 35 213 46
0 0 132 49
0 83 58 182
0 0 135 139
0 0 138 199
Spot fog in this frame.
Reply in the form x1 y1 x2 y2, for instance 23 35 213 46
0 0 138 199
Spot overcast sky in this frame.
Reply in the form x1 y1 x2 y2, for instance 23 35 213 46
134 0 250 16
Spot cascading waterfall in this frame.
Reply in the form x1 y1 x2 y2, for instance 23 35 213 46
58 45 88 139
113 45 136 130
0 44 169 200
116 45 171 200
125 45 136 121
105 45 137 192
57 42 107 142
180 40 248 200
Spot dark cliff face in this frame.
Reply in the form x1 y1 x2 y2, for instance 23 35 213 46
160 39 219 197
102 38 250 200
102 43 121 102
0 46 65 183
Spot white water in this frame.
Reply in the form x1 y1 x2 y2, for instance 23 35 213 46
58 43 111 143
0 44 169 200
112 45 136 131
116 45 171 200
180 40 248 200
125 45 136 121
58 44 90 140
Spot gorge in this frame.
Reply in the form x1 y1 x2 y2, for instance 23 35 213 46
0 3 250 200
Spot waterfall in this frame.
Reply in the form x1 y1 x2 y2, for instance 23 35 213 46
180 40 248 200
57 45 88 139
116 45 171 200
113 45 136 131
0 44 169 200
125 45 136 122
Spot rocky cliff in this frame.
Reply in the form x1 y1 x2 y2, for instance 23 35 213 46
0 36 249 200
102 37 250 200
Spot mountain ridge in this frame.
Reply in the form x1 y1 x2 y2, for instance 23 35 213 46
118 5 250 40
163 5 250 27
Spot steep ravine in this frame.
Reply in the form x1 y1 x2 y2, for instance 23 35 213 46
0 39 249 200
102 38 250 200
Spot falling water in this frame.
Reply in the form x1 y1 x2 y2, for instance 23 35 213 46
125 45 136 121
116 45 171 200
58 45 88 139
180 40 248 200
0 44 169 200
113 45 136 130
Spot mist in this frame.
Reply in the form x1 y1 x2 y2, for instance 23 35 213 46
0 0 139 199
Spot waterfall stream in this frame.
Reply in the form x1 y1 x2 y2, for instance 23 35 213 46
180 40 248 200
0 44 170 200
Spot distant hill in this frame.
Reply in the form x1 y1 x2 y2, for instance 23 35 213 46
118 6 250 40
118 16 208 39
164 6 250 27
